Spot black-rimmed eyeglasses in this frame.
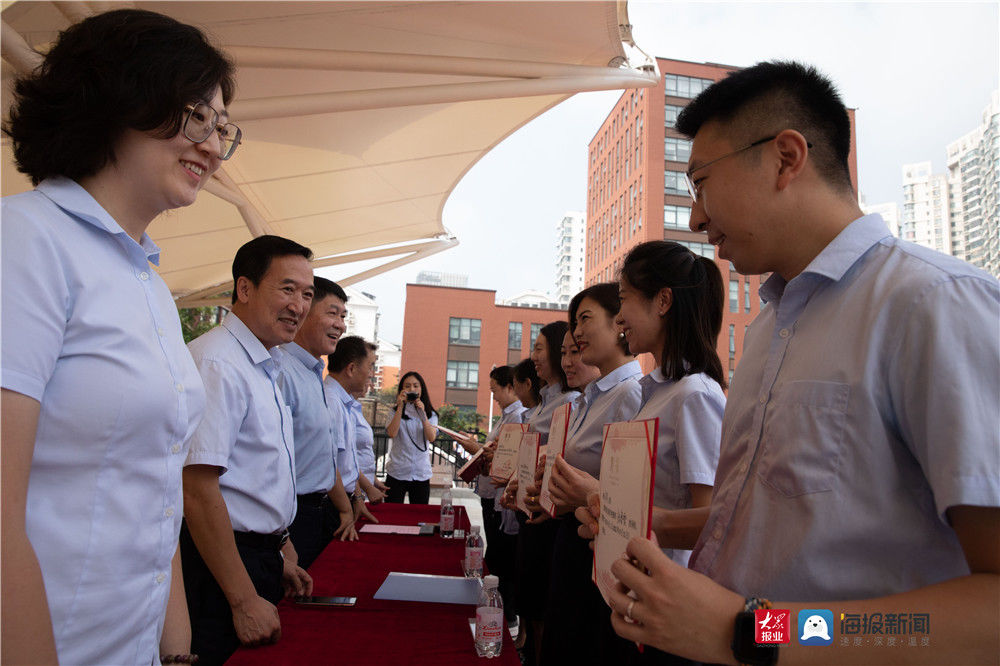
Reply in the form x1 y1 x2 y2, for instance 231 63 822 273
683 136 776 203
183 102 242 160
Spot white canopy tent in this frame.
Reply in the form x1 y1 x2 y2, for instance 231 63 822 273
2 1 657 306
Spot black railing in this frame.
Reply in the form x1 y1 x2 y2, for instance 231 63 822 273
371 427 477 486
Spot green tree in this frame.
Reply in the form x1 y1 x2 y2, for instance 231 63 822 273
178 306 222 344
437 404 486 436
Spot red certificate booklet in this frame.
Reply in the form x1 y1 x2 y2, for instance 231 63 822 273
592 418 658 606
538 402 571 518
514 432 541 514
457 448 485 483
488 423 528 482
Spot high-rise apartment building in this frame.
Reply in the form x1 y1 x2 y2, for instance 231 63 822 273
947 91 999 276
861 201 900 237
555 211 586 306
902 162 952 254
584 57 858 381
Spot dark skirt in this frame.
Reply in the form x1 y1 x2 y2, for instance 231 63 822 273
514 512 560 621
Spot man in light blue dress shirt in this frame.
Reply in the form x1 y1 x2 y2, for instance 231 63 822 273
280 277 358 568
325 336 386 521
182 236 316 665
602 61 999 665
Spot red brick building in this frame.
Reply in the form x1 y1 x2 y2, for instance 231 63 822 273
585 57 858 382
400 284 567 419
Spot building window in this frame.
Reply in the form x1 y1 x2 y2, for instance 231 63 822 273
530 323 543 347
677 240 715 259
729 280 739 313
508 322 522 350
664 170 687 196
664 137 692 163
448 317 481 346
664 205 691 229
728 324 736 357
664 104 684 128
744 281 751 313
446 361 479 389
664 74 714 99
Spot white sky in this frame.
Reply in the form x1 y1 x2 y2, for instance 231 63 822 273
321 1 1000 345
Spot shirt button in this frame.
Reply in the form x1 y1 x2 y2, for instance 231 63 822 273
165 507 175 517
779 328 790 338
171 444 182 454
758 395 767 405
157 327 165 336
175 383 184 393
713 527 723 540
155 573 166 584
139 271 150 281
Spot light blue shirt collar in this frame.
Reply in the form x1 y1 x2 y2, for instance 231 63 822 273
326 375 355 408
761 213 891 304
36 177 162 265
221 311 275 368
586 359 643 399
284 341 324 378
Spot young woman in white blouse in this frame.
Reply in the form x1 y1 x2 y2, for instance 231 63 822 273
617 241 726 566
541 283 643 664
384 371 439 504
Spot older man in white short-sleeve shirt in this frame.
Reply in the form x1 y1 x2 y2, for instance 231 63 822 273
181 236 316 665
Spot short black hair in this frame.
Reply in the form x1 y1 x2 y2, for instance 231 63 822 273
489 365 515 388
676 60 853 193
231 235 312 304
3 9 235 186
512 358 542 406
313 276 348 305
620 241 726 389
568 283 630 355
538 321 570 392
327 335 376 374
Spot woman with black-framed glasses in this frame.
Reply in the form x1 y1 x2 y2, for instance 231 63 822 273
1 9 235 665
384 371 439 504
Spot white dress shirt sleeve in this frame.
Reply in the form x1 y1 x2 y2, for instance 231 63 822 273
0 211 68 401
184 358 248 472
891 275 1000 520
674 388 724 487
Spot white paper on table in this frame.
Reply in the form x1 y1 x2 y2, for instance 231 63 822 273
488 423 528 482
592 418 658 606
538 402 571 517
515 433 541 514
359 524 423 535
374 572 483 605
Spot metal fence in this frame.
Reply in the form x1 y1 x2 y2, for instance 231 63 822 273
371 426 476 485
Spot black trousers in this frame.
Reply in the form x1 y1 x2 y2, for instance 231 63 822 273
385 475 430 504
180 523 284 666
287 493 340 569
540 517 638 665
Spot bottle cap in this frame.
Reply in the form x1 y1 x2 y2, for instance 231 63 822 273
484 575 499 588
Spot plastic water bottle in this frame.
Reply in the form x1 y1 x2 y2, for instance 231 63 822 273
464 525 484 578
475 575 503 657
440 490 455 538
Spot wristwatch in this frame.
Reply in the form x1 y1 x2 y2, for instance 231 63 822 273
731 597 779 666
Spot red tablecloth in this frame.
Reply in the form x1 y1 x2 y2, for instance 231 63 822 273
228 503 519 665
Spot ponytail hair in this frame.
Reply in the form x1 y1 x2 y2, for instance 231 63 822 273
620 241 726 388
